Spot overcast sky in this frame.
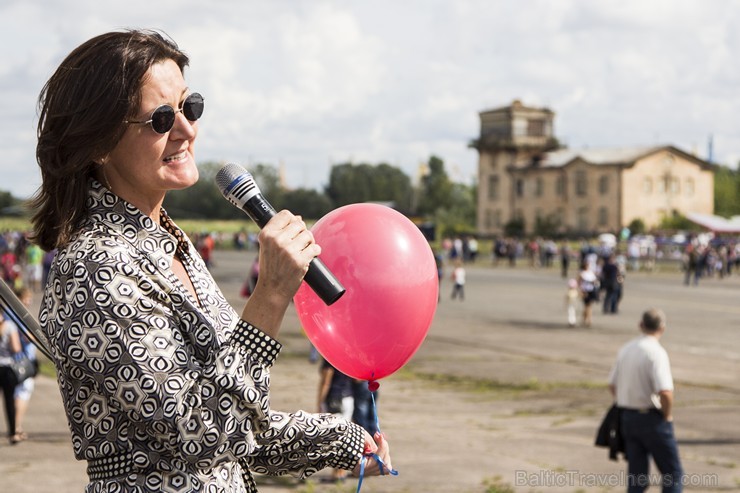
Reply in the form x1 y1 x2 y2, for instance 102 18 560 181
1 0 739 199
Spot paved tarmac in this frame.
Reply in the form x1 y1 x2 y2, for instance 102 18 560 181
1 249 738 492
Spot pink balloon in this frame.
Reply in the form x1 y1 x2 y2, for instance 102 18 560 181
294 204 438 381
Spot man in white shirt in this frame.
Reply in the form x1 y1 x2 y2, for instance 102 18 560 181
609 308 683 493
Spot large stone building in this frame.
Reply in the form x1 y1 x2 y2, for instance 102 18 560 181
472 100 715 237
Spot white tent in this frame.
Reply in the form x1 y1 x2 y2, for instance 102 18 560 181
685 212 740 234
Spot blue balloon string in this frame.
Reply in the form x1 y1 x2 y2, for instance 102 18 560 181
371 391 380 435
356 455 368 492
355 380 398 493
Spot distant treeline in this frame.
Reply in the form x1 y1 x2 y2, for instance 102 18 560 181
2 156 477 237
160 156 471 224
4 159 739 238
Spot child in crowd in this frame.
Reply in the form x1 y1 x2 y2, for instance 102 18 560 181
451 260 466 301
565 278 580 327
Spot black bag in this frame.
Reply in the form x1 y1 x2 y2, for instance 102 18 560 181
10 355 37 386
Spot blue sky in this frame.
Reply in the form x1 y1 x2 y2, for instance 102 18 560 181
1 0 738 198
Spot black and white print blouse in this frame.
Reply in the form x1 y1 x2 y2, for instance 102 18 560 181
39 180 365 492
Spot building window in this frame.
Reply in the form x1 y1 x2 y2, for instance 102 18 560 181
516 179 524 198
671 177 680 194
657 177 665 194
575 170 587 196
513 117 527 137
599 175 609 195
488 175 500 200
685 178 694 196
486 209 503 229
577 207 589 231
598 207 608 226
643 177 652 194
535 177 544 197
556 175 565 196
557 208 565 227
527 119 546 136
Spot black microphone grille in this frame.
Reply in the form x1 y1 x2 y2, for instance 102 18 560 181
215 163 249 194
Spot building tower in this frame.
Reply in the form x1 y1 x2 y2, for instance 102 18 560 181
471 100 559 236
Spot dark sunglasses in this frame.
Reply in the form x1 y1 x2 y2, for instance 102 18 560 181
125 92 204 134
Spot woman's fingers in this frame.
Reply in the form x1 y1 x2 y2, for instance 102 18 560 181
352 432 393 477
253 211 321 298
261 211 319 259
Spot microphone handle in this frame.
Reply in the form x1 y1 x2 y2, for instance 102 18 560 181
244 195 346 305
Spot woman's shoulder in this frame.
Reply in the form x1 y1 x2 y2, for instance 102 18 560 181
53 225 138 273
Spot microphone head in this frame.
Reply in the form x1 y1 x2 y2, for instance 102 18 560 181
215 163 249 194
216 163 262 208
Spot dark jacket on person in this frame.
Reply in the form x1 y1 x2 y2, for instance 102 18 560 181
595 404 627 461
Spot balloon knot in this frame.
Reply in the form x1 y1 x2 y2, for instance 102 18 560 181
367 380 380 392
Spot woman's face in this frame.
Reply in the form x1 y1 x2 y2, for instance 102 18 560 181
103 59 200 215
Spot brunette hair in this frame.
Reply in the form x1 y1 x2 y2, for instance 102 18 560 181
30 29 189 251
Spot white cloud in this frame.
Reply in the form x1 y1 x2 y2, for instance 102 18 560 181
1 0 739 200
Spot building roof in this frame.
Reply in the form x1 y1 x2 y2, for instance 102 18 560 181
479 99 553 116
534 145 665 168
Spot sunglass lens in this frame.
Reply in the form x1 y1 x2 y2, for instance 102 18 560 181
183 93 204 121
150 106 176 134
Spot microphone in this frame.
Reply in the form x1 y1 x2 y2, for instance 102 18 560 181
216 163 346 305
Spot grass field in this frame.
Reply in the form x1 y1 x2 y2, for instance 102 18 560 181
0 217 31 232
0 217 260 238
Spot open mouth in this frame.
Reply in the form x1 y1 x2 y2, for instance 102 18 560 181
163 150 188 164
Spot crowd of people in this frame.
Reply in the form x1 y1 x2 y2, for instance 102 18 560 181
1 230 54 294
434 233 739 330
681 241 739 286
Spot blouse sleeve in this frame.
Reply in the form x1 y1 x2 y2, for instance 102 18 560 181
246 410 366 478
43 248 284 470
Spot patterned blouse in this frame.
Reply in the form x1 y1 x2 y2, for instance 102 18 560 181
39 180 365 492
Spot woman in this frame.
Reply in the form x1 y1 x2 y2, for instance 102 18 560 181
0 309 23 444
32 29 390 492
13 286 37 442
578 261 599 327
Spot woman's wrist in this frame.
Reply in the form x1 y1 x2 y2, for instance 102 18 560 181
239 286 292 339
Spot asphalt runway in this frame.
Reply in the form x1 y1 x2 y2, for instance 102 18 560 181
1 249 738 492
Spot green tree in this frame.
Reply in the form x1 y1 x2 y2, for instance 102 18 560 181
0 190 28 216
658 211 701 231
435 182 477 237
164 161 242 219
416 155 453 216
372 163 414 212
627 218 646 235
0 191 14 209
504 217 525 237
164 161 298 219
281 188 333 219
714 164 740 217
534 213 561 237
249 163 284 209
325 162 412 209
